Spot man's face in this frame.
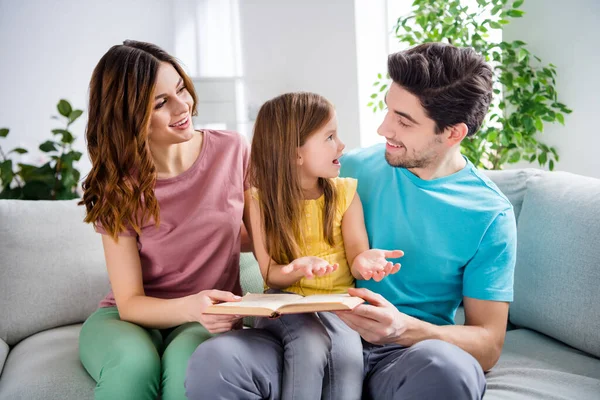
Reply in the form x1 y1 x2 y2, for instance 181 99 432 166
377 83 446 169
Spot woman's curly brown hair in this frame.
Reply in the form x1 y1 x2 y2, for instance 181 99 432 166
80 40 197 239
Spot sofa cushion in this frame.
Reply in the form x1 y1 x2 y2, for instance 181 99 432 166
0 325 95 400
484 329 600 399
0 339 7 377
0 200 108 346
509 172 600 358
483 168 540 222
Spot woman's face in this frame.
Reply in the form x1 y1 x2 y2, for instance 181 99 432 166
148 62 195 146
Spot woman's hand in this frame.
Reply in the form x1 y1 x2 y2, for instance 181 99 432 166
352 249 403 281
186 290 244 333
280 256 339 279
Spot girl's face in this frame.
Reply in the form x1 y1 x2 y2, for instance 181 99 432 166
148 62 195 146
297 111 345 181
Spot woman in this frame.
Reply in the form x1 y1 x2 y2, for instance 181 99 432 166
78 40 250 400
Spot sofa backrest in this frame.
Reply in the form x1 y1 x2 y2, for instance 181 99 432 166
0 200 109 346
507 171 600 358
483 168 540 221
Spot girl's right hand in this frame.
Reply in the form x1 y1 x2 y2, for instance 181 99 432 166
280 256 339 279
186 290 243 333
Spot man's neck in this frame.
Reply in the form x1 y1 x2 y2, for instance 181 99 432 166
408 149 466 181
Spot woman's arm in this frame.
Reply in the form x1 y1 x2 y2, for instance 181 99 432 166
102 235 241 331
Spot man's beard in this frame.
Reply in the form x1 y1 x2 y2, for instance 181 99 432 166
384 137 442 169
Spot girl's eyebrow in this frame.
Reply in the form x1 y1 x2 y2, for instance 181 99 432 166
154 78 184 100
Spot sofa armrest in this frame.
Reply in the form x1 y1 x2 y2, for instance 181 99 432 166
0 337 8 377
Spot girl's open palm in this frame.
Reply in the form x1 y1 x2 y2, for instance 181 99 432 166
280 256 339 279
353 249 404 281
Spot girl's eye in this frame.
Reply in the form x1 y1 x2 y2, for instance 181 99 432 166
327 135 334 141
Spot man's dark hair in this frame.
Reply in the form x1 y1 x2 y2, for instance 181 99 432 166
388 42 493 137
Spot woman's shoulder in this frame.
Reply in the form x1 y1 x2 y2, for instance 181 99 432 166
204 129 248 147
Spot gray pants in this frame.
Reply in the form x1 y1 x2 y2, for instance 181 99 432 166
254 311 363 400
186 333 485 400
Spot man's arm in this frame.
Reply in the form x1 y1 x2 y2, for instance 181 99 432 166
336 289 508 372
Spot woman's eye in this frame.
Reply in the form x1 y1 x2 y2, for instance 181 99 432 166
155 100 166 109
177 86 186 94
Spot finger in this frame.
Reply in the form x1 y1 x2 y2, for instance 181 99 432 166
383 250 404 259
304 269 314 279
347 287 392 307
390 263 401 274
383 261 393 275
373 270 385 282
207 290 242 303
205 322 237 334
361 269 373 280
331 263 339 271
202 313 242 323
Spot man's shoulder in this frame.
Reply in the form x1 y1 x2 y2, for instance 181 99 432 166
463 163 513 212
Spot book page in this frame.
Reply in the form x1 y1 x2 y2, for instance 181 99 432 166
209 293 304 311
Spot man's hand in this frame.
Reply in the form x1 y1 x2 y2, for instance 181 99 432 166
335 287 422 346
352 249 403 281
280 256 338 279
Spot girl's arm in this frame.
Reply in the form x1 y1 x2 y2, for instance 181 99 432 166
342 192 403 281
102 235 241 331
244 192 336 289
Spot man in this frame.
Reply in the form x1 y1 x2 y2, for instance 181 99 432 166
185 42 515 400
335 42 516 399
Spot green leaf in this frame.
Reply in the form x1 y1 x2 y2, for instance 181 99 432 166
508 152 521 163
556 113 565 125
507 9 525 18
367 102 373 107
538 152 547 165
373 81 380 86
22 180 53 200
377 73 382 79
370 93 378 99
52 129 74 144
491 5 502 15
379 84 388 92
57 100 72 118
489 21 502 29
476 0 487 6
9 148 28 154
517 48 528 62
0 128 8 138
529 154 537 162
378 100 384 110
549 159 555 171
513 0 525 8
534 117 544 132
39 141 58 152
68 109 83 124
0 160 14 185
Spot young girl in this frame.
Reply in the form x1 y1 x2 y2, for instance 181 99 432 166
248 92 403 400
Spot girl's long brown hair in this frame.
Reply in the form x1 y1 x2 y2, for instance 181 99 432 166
250 92 337 265
79 40 197 239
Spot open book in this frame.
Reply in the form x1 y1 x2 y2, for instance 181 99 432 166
204 293 365 317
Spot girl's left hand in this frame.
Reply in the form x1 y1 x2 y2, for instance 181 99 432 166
353 249 404 281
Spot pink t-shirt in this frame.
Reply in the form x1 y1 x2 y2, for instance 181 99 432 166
96 130 249 308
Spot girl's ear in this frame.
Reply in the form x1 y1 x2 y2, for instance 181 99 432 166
296 149 304 166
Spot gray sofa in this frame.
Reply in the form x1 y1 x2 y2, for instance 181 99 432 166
0 169 599 399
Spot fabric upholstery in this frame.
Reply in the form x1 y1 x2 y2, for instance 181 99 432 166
0 325 95 400
509 172 600 357
484 329 600 399
0 200 108 346
483 168 539 221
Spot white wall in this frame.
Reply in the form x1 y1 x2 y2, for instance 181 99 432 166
0 0 174 176
502 0 600 178
238 0 362 150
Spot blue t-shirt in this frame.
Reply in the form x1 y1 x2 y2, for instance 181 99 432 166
340 144 516 326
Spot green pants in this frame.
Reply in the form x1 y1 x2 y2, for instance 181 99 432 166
79 307 213 400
